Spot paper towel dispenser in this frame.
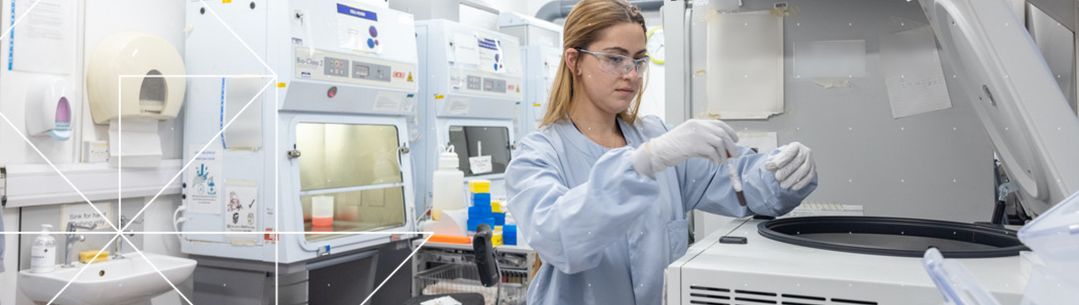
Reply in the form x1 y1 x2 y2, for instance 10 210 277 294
86 32 185 124
25 77 72 141
85 32 186 167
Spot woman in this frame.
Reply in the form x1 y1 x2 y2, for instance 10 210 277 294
504 0 819 304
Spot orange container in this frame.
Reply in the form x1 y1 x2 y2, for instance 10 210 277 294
429 234 472 244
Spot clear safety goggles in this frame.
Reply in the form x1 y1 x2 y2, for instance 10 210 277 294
576 48 649 77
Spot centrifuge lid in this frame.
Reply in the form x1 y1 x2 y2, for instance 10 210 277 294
758 216 1028 258
918 0 1079 214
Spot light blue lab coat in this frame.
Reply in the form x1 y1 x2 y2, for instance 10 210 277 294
505 115 817 305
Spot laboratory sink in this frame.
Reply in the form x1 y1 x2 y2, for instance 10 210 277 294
19 253 196 305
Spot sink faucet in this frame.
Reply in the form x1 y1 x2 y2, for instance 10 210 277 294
114 216 141 258
64 222 97 267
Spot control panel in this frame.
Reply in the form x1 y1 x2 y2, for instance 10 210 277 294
294 47 416 91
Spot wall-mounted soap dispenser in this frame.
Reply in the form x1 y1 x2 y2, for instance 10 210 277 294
86 32 186 168
25 77 73 141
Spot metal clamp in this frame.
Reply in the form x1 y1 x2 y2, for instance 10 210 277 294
287 149 302 159
317 244 332 256
997 181 1018 202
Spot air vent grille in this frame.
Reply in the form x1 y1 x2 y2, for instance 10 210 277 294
687 285 878 305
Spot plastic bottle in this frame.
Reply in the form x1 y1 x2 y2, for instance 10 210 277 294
432 145 466 220
312 196 334 228
31 224 57 273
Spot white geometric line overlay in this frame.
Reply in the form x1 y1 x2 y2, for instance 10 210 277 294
0 1 436 304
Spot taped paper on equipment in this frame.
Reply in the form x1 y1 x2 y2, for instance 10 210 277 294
812 79 852 89
880 26 952 118
735 131 778 154
468 139 493 174
222 78 265 150
373 92 403 112
10 0 76 74
225 181 259 244
794 40 867 79
469 155 493 175
476 36 504 73
453 33 479 65
336 3 381 53
444 98 470 115
187 146 222 214
706 10 784 120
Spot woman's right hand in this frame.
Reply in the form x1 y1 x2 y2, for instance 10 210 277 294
631 119 740 177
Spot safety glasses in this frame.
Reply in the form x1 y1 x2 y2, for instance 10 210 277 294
575 48 649 77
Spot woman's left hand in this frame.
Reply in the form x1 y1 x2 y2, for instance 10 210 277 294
764 142 816 191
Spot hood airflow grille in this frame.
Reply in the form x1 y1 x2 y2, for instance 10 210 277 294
687 286 878 305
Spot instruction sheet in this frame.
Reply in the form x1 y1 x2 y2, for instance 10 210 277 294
9 0 76 74
706 10 785 120
225 181 259 243
336 3 381 53
468 140 492 174
880 25 952 118
453 33 479 65
187 146 222 214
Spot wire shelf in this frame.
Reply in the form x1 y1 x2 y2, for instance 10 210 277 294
416 263 528 305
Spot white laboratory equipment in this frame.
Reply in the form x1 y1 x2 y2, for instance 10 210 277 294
413 20 524 216
181 1 419 304
663 0 1079 304
497 12 563 140
1013 191 1079 305
923 191 1079 305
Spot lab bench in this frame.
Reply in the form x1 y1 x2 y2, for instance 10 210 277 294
412 241 539 305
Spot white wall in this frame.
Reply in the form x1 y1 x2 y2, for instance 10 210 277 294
1 1 187 304
0 0 86 303
0 0 85 166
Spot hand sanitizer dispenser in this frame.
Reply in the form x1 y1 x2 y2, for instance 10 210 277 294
30 224 57 273
25 77 72 141
86 32 186 168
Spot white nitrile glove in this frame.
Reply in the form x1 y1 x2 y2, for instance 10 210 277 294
632 119 739 178
765 142 816 191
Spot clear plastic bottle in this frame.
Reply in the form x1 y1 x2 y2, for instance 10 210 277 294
432 145 466 220
31 224 57 273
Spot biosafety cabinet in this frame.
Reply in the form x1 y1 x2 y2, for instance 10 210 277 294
412 20 524 214
180 1 420 304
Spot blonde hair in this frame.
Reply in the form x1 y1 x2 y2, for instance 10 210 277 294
541 0 647 127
